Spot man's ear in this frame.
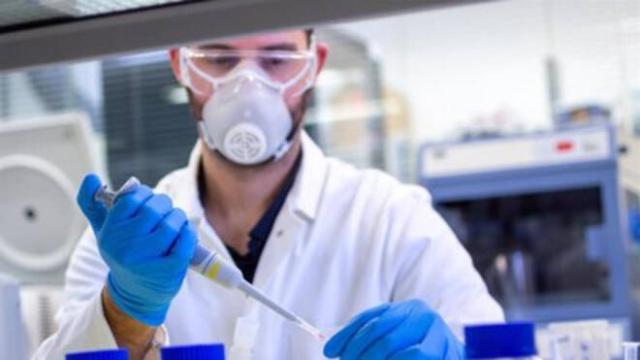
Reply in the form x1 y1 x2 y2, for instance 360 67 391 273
168 48 183 84
313 42 329 79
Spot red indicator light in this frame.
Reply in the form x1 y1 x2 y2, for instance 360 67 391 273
556 141 574 152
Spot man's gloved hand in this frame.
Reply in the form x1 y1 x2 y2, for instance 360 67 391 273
76 174 197 326
324 299 464 360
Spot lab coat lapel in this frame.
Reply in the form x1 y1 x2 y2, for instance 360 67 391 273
251 132 329 290
251 203 307 290
170 140 232 260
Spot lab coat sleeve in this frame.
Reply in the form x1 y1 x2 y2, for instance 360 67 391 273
32 228 117 359
387 187 504 339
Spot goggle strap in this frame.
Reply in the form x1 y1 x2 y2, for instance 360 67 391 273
179 48 193 88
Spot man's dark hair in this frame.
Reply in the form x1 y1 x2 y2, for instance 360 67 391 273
305 28 314 47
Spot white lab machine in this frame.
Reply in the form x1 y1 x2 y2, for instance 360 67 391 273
0 113 96 284
419 125 632 358
0 113 98 355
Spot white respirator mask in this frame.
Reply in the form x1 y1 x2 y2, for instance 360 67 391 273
179 40 317 165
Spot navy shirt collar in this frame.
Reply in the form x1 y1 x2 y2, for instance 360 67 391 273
247 152 302 253
198 151 303 282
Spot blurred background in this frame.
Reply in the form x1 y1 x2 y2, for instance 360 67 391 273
0 0 639 357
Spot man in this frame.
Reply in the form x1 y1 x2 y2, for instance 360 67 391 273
35 29 503 360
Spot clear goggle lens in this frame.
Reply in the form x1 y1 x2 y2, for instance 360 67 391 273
186 49 313 82
181 47 316 96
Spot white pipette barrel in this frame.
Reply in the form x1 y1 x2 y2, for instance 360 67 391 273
94 177 324 341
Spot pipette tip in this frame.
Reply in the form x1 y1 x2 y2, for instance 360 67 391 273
296 318 326 342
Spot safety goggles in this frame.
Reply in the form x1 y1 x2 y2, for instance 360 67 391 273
179 42 317 97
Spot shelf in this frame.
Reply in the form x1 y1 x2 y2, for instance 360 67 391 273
0 0 490 72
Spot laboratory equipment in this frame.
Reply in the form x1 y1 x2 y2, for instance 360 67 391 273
620 130 640 226
20 285 64 356
464 322 540 359
544 320 611 359
0 114 98 356
0 274 28 360
555 104 611 127
0 113 97 284
161 344 225 360
419 125 632 344
66 349 129 360
94 177 324 342
623 342 640 360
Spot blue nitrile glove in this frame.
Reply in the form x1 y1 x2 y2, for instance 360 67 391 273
324 300 464 360
76 174 197 326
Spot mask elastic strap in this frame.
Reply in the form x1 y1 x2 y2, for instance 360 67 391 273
197 120 217 151
271 110 307 161
271 57 315 160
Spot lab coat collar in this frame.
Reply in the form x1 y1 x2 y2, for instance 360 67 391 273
289 131 327 221
176 131 327 224
177 140 204 223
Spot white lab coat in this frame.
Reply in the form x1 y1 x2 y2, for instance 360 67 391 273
34 133 503 360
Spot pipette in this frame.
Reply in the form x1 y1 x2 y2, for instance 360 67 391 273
94 177 325 341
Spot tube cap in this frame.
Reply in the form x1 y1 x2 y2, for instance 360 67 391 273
66 349 128 360
161 344 225 360
465 322 537 358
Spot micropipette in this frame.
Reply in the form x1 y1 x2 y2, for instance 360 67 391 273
94 177 325 341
